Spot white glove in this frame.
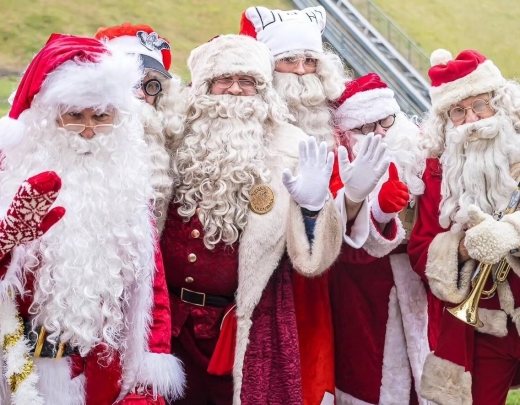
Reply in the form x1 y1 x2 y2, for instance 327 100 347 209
338 133 390 203
282 137 334 211
464 204 520 264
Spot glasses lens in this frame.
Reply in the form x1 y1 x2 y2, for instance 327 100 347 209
93 124 115 135
281 56 299 66
64 124 86 134
144 80 162 96
214 79 234 89
449 107 465 121
361 123 376 135
304 58 318 68
380 115 395 128
472 100 488 114
238 80 256 90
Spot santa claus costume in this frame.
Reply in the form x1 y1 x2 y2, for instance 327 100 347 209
95 23 186 234
240 9 358 404
0 34 184 405
408 49 520 405
159 34 344 405
328 73 431 405
240 5 349 146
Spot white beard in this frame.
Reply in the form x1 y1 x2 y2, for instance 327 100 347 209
173 94 272 250
0 109 155 356
273 72 334 144
140 102 173 226
439 115 520 230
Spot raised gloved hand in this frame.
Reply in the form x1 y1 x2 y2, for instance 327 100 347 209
0 171 65 260
338 133 390 203
282 137 334 211
372 162 410 224
464 204 520 264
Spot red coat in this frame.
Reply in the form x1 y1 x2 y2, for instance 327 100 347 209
0 232 181 405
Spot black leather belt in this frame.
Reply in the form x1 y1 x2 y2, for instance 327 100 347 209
24 321 78 359
169 286 234 308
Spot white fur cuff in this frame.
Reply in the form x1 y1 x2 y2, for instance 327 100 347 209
420 353 472 405
476 308 508 337
362 215 405 258
136 352 186 401
425 231 477 304
287 195 342 276
370 197 397 225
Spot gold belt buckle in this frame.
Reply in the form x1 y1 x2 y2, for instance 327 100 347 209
180 287 206 307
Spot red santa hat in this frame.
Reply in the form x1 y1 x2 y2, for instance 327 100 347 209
239 6 326 57
0 33 142 148
333 73 400 130
95 22 172 79
188 34 273 90
428 49 505 114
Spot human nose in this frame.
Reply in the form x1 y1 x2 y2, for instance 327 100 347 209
292 60 307 76
464 108 480 124
136 88 146 100
374 123 387 137
225 81 243 95
80 127 95 139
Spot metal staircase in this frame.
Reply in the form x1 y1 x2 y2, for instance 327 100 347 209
293 0 431 116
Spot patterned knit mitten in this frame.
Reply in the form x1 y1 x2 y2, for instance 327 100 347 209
0 171 65 260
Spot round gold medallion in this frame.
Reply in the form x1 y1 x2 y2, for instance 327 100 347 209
249 184 275 215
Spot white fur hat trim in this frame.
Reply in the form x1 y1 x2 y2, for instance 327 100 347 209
188 34 273 89
335 88 400 130
430 60 505 114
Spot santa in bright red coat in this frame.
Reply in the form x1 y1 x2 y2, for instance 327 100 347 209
408 49 520 405
0 34 184 405
328 73 430 405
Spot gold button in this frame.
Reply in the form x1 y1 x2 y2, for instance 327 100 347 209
188 253 197 263
185 276 194 283
191 229 200 239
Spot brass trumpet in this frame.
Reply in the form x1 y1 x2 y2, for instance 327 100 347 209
448 182 520 327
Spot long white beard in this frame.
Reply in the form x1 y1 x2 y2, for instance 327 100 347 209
439 115 520 230
273 72 334 144
0 110 155 356
349 113 426 202
174 94 272 250
140 102 173 223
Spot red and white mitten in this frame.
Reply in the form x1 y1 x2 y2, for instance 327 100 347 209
0 171 65 260
371 162 409 224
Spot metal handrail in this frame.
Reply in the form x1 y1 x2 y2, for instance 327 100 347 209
346 0 430 78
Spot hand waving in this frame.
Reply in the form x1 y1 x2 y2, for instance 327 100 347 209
0 171 65 259
339 133 390 203
282 137 334 211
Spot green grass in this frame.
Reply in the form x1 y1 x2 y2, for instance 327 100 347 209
0 0 292 116
509 390 520 405
371 0 520 79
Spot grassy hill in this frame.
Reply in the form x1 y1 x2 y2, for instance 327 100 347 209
372 0 520 79
0 0 292 115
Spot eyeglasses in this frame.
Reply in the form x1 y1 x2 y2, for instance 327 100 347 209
277 55 318 69
447 99 492 122
59 116 117 135
211 78 257 91
353 114 396 135
142 79 162 97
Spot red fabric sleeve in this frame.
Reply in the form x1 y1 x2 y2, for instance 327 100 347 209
147 241 172 354
407 158 446 349
407 158 445 283
0 252 11 280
